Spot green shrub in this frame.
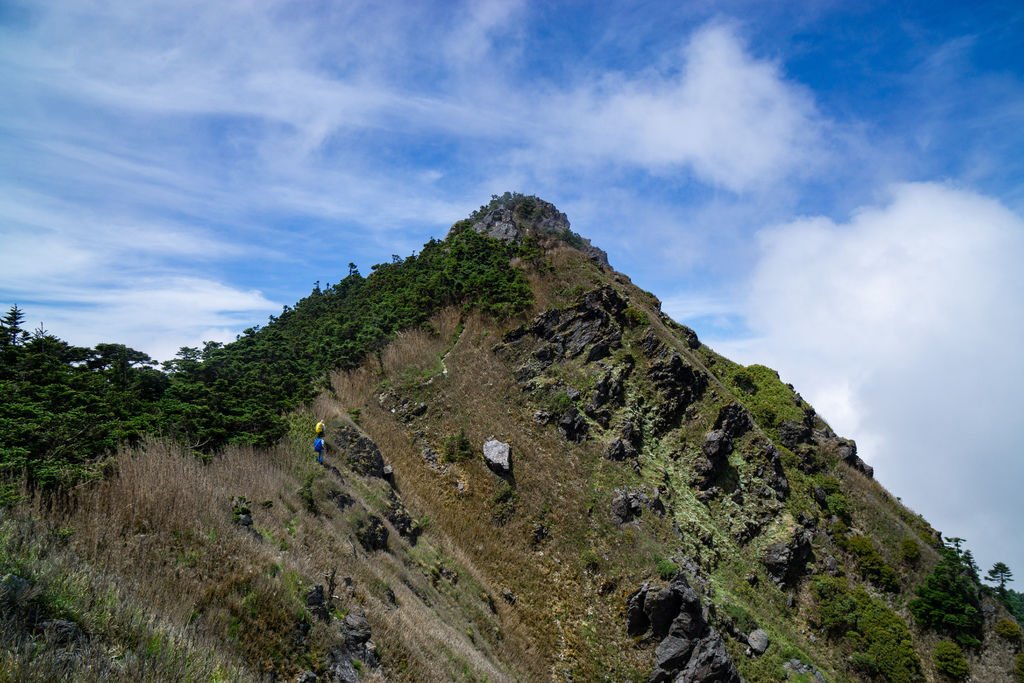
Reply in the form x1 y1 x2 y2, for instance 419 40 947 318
994 617 1024 644
490 482 518 526
900 538 922 567
442 429 473 463
1015 653 1024 682
723 602 757 635
655 558 680 580
812 576 922 682
580 549 601 573
623 307 648 328
933 640 969 680
845 535 900 592
825 492 852 522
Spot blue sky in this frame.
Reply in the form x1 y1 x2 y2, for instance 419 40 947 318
2 1 1023 577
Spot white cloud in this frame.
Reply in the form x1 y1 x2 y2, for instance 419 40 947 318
719 182 1024 571
531 24 825 192
14 278 279 363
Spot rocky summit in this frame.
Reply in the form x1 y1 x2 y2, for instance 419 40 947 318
0 192 1020 682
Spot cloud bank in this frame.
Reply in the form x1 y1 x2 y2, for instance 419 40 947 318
716 183 1024 571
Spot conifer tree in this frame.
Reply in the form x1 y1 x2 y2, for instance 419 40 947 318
986 562 1014 595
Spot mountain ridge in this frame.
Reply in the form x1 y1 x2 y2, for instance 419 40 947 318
1 194 1021 682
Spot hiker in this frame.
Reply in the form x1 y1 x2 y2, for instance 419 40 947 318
313 436 326 465
315 419 325 437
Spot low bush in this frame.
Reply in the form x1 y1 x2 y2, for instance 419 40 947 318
933 640 969 680
995 617 1023 644
812 576 922 682
442 429 473 463
845 535 900 592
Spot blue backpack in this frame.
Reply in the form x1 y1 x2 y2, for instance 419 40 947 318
313 437 324 452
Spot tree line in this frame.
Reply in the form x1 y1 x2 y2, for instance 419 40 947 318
0 226 534 500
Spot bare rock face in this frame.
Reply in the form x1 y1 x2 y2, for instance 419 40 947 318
465 194 610 267
647 353 708 432
714 403 753 439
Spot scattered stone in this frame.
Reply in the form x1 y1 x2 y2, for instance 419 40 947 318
557 406 588 442
783 659 827 683
295 671 318 683
500 588 517 605
533 410 551 424
0 573 29 607
327 488 354 511
483 439 512 474
343 611 372 648
611 488 646 525
40 619 84 645
306 585 329 622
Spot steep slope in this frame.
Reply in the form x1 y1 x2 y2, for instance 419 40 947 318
2 194 1020 682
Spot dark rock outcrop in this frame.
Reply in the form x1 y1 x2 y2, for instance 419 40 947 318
763 530 814 587
694 430 732 491
754 442 790 499
714 403 753 439
835 438 873 478
626 574 741 683
332 426 387 479
326 608 378 682
626 583 651 636
385 491 420 545
610 487 662 525
557 406 589 442
586 357 634 426
647 353 708 431
355 516 389 552
778 419 812 450
306 585 329 622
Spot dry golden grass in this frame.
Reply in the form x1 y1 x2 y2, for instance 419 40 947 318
23 419 527 682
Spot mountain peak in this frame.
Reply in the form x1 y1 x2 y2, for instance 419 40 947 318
452 191 610 267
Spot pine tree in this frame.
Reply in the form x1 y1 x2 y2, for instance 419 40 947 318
986 562 1014 595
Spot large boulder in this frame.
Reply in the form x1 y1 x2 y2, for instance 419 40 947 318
482 439 511 474
747 628 770 655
